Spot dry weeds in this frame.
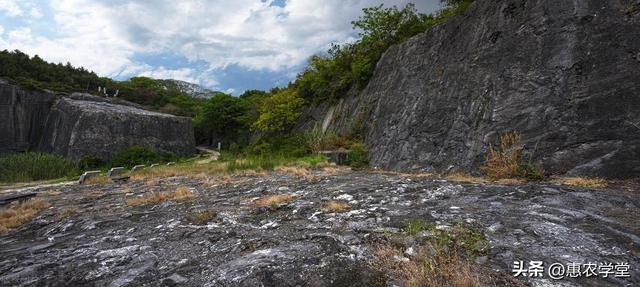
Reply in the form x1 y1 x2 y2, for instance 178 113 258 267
126 186 194 206
445 173 489 184
0 198 51 233
322 201 351 213
186 209 217 225
276 166 316 181
84 175 112 185
56 207 80 220
552 177 607 188
370 244 484 287
252 194 296 208
481 132 522 179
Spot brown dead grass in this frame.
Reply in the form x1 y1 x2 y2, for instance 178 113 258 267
252 194 296 208
130 163 227 181
552 177 608 188
126 186 194 206
370 244 484 287
322 201 351 213
186 209 217 225
56 207 80 220
445 173 489 184
0 198 51 233
276 166 316 181
481 132 522 180
84 175 112 185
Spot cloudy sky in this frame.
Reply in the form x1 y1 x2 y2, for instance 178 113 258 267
0 0 440 94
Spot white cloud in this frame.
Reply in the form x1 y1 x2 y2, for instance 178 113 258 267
29 7 42 19
0 25 4 35
0 0 440 89
0 0 22 17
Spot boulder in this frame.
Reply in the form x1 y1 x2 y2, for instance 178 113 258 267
0 81 196 161
310 0 640 179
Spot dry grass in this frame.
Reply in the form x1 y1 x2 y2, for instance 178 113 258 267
495 178 525 185
126 186 194 206
56 207 80 220
186 209 217 225
322 201 351 213
202 175 237 187
251 194 296 208
0 198 51 233
321 165 348 175
552 177 608 188
481 132 523 180
445 173 489 184
276 166 316 181
130 163 227 181
370 244 484 287
84 175 112 185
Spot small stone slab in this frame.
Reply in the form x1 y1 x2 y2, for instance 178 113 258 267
78 170 101 185
319 150 351 165
131 165 146 172
149 163 159 168
107 167 125 177
166 162 176 166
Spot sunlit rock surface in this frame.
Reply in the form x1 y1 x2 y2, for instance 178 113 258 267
0 170 637 286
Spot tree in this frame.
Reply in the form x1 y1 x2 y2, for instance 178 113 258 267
253 89 304 134
196 93 247 145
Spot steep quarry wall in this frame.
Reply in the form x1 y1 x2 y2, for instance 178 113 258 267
0 81 195 161
311 0 640 178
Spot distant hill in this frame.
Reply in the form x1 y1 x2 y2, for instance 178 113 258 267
157 79 222 100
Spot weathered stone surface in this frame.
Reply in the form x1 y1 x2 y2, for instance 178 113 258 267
308 0 640 178
0 170 637 286
0 80 56 155
0 81 196 161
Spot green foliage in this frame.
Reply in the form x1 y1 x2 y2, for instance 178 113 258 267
518 162 545 181
253 89 305 134
0 153 77 183
244 134 310 158
78 155 105 170
0 50 113 93
348 143 369 168
295 1 473 103
405 219 431 236
108 146 166 168
195 93 248 146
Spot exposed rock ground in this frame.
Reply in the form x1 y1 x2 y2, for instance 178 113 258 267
0 169 638 286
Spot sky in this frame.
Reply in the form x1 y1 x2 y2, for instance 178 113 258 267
0 0 440 94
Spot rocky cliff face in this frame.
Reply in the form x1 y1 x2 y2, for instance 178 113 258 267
0 81 195 160
0 80 56 155
312 0 640 179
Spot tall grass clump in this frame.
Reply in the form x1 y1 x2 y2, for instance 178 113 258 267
482 132 543 181
0 153 76 183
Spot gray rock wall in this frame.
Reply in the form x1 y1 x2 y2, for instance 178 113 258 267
0 81 196 161
313 0 640 178
0 81 55 155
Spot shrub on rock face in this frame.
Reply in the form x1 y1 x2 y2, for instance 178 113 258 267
348 143 369 168
482 132 544 181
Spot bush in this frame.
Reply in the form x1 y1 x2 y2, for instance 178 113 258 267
108 146 162 168
78 155 105 170
348 143 369 168
482 132 544 181
0 153 77 183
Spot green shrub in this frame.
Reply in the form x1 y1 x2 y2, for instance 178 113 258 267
78 155 105 170
108 146 161 168
0 153 77 183
518 162 544 181
347 143 369 168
